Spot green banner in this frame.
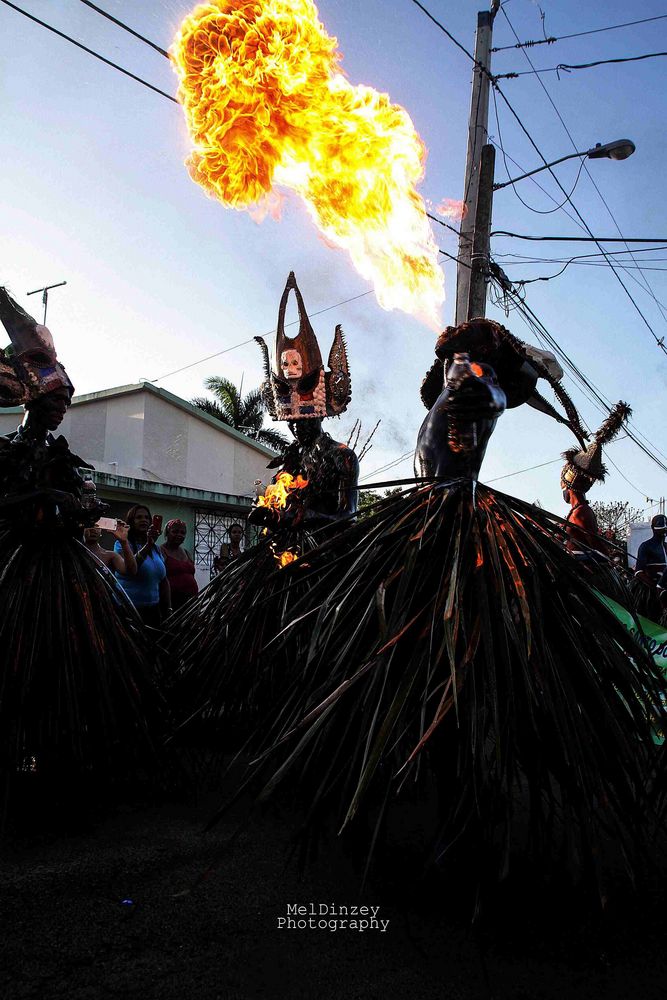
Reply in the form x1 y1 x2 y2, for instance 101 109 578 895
595 590 667 743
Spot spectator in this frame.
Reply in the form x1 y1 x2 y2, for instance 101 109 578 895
114 504 171 627
630 514 667 621
635 514 667 585
83 519 137 575
159 518 198 613
211 522 244 578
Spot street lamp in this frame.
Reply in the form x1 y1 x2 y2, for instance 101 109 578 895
493 139 635 191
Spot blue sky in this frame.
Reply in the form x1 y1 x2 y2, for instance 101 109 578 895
2 0 666 514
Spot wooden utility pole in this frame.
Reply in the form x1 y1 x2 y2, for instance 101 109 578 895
455 2 500 325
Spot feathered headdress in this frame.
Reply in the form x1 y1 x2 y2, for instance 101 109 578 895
256 272 351 421
561 401 631 492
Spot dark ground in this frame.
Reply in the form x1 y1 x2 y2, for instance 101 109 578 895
1 779 666 1000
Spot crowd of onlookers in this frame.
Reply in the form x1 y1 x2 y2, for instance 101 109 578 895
83 507 245 626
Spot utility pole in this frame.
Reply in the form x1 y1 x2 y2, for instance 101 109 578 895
455 1 500 325
26 280 67 324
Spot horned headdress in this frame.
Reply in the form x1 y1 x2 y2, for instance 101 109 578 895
256 272 351 422
0 287 74 405
561 401 631 493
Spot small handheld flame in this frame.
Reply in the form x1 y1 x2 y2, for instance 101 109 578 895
277 549 298 567
171 0 444 325
256 471 308 511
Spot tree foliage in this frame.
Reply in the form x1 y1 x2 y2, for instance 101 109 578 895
192 376 288 451
358 487 403 519
590 499 645 540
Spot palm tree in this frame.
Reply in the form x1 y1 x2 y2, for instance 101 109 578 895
192 376 288 450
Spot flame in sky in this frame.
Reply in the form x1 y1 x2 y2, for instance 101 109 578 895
171 0 444 325
435 198 468 222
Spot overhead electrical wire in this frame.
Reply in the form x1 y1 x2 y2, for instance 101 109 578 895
77 0 169 57
149 289 376 383
491 87 587 215
499 6 667 333
407 0 667 356
491 233 667 245
498 6 667 351
495 51 667 80
490 274 667 474
6 0 667 486
0 0 177 102
491 13 667 52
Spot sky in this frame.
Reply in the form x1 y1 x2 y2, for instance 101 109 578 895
2 0 667 515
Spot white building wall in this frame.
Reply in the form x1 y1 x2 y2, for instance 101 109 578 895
0 386 274 495
103 394 147 470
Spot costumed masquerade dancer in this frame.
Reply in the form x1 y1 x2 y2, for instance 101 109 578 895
221 317 665 897
560 410 630 558
559 404 640 606
163 273 358 740
0 288 165 814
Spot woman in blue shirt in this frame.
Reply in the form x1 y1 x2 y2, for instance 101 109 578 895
115 505 171 627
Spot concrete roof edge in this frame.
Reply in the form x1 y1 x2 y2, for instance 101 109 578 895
48 381 278 458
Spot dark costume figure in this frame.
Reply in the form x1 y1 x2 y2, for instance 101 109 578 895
254 270 358 529
224 318 665 896
632 513 667 621
164 273 359 740
560 406 631 557
0 289 164 812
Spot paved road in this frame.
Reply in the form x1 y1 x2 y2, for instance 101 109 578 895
1 792 665 1000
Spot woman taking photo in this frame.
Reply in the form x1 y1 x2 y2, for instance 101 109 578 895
159 518 198 612
115 505 171 627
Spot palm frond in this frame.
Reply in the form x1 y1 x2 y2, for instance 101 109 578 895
190 397 232 426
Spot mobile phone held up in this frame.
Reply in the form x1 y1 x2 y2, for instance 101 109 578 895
152 514 163 534
97 517 118 532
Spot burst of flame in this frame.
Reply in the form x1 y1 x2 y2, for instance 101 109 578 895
171 0 444 325
278 549 298 567
256 471 308 511
435 198 468 222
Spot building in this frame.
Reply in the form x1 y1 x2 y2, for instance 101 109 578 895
0 382 277 587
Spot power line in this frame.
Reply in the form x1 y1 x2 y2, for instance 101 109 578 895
150 289 376 383
427 211 460 238
497 7 667 353
488 133 590 229
491 14 667 52
0 0 178 103
496 51 667 80
489 271 667 474
492 233 667 245
77 0 169 58
491 87 586 215
486 457 561 482
407 0 478 64
409 0 667 355
496 247 667 261
359 451 414 482
409 0 667 459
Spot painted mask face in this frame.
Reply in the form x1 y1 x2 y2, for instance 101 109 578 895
280 349 303 380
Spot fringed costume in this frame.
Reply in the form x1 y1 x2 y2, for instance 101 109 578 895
0 289 165 814
223 319 666 894
163 273 359 742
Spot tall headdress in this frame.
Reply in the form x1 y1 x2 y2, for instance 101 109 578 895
0 287 74 405
420 318 589 448
561 401 631 494
256 272 351 421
